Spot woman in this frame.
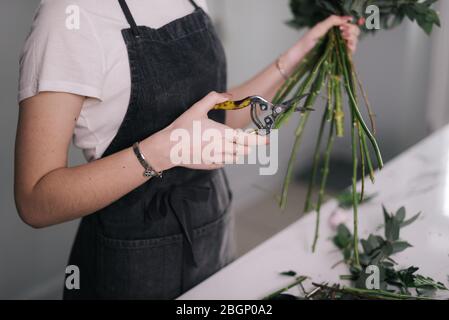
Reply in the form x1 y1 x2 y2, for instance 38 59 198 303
15 0 359 299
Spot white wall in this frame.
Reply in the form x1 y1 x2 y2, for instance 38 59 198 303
427 1 449 131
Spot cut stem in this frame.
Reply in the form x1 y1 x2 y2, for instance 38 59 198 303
279 35 334 210
312 99 336 252
335 31 383 169
263 276 308 300
351 116 360 268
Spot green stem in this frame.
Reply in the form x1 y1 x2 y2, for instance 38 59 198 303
311 283 434 300
352 63 377 134
361 132 375 182
278 36 334 210
280 67 328 210
275 44 328 129
358 125 366 202
335 31 383 169
351 116 360 268
334 75 344 137
273 60 308 104
273 46 321 104
304 97 328 213
263 276 308 300
279 114 309 209
312 97 336 252
350 69 365 202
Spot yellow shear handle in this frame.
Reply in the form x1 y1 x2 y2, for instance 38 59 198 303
213 98 252 110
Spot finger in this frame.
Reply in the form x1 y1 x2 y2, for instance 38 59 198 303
234 130 270 146
221 140 250 156
223 153 239 165
207 139 249 156
206 120 236 137
341 30 351 40
351 25 361 36
347 40 357 53
318 15 353 33
191 91 233 115
341 24 361 37
201 163 225 170
342 32 358 44
201 139 248 161
204 153 238 165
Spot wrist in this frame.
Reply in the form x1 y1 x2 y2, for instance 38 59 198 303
284 39 314 71
139 127 175 172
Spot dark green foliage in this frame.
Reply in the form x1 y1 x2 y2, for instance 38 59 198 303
289 0 440 35
280 270 297 277
267 206 447 300
332 206 447 297
336 191 376 209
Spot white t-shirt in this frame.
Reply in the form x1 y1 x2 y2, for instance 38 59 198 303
19 0 209 161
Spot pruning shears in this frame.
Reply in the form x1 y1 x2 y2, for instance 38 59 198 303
213 94 312 135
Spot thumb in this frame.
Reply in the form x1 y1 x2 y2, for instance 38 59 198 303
191 91 233 115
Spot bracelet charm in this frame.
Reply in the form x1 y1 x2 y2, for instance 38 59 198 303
132 142 163 178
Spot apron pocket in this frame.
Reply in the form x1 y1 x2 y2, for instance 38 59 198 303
96 232 183 299
181 204 236 292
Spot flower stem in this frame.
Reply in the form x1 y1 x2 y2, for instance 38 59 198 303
304 93 328 214
279 36 333 210
350 115 360 268
335 31 383 169
312 96 336 252
263 276 308 300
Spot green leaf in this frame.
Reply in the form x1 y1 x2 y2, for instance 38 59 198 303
337 191 376 209
333 224 352 249
395 207 406 223
414 275 448 290
383 206 399 241
400 211 421 228
391 241 412 254
280 270 297 277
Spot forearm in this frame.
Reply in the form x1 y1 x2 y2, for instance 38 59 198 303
15 133 168 228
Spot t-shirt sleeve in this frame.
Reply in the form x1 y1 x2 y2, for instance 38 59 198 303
18 0 104 103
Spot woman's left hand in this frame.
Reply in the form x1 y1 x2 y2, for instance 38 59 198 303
284 15 361 72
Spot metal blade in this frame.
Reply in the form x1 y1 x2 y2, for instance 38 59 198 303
280 93 310 108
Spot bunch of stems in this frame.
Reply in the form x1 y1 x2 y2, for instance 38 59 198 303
264 278 434 300
273 28 383 266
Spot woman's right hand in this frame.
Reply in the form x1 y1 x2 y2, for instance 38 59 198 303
141 91 269 172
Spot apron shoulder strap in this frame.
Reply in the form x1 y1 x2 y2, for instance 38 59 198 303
118 0 140 37
118 0 201 37
188 0 200 10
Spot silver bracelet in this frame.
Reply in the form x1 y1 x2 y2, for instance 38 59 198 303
276 55 289 80
132 142 163 178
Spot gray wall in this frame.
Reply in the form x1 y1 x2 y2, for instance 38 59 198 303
0 0 445 299
0 0 82 299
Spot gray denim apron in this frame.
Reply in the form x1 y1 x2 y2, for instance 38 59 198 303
63 0 235 299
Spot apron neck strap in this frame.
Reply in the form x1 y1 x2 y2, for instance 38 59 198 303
118 0 201 37
118 0 140 37
188 0 200 10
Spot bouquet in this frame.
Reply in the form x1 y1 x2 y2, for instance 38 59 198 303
274 0 440 264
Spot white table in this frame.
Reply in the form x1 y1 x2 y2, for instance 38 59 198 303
179 126 449 299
